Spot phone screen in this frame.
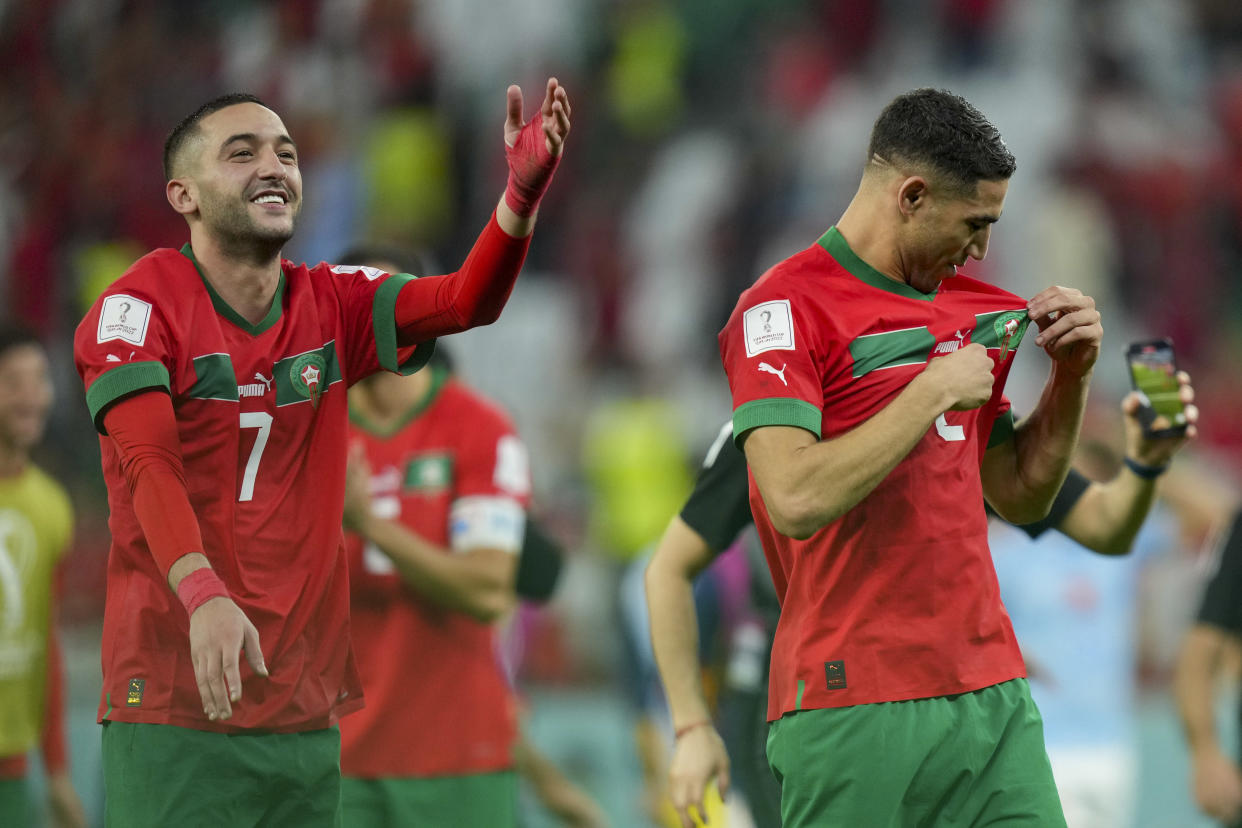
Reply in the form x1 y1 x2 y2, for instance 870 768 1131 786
1126 340 1187 434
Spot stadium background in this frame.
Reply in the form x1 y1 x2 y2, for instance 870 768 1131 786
4 0 1242 824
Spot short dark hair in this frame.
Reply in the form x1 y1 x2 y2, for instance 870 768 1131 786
163 92 268 180
0 323 43 361
867 88 1016 189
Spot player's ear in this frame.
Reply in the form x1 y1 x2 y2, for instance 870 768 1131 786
166 177 197 217
897 176 928 218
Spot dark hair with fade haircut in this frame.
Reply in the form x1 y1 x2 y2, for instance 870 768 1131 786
867 88 1016 190
0 322 43 361
163 92 268 181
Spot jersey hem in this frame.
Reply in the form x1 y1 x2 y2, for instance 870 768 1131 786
733 398 822 444
86 361 171 432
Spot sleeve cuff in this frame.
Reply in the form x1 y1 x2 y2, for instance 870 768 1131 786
732 398 822 446
373 274 436 375
85 361 171 433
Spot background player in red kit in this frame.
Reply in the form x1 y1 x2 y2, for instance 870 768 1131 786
667 88 1102 827
73 81 570 827
336 248 604 827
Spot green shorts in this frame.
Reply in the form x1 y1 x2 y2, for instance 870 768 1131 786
0 776 32 826
766 679 1065 827
340 771 517 828
102 721 342 827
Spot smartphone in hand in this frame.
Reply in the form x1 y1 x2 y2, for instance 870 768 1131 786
1125 338 1188 438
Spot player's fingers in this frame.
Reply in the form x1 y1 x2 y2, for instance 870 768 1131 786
1184 403 1200 426
541 77 558 117
206 648 232 720
557 85 571 119
1032 308 1096 347
1121 392 1143 415
223 641 243 705
242 619 269 676
1179 380 1195 404
193 653 216 719
716 764 731 801
504 85 524 146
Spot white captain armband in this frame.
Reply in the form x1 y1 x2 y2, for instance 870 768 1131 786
449 496 526 554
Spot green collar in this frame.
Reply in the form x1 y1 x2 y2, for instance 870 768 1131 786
180 243 286 335
816 227 937 301
349 363 449 438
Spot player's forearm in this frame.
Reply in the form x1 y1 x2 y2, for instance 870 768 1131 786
495 196 536 237
1056 473 1157 556
359 516 514 622
394 210 531 344
646 529 715 727
995 367 1090 523
1175 626 1228 756
749 378 946 539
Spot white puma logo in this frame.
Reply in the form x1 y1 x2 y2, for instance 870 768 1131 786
934 330 969 355
238 371 276 398
758 362 788 386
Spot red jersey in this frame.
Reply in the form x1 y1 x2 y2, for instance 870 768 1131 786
340 367 530 777
74 245 431 732
719 227 1032 720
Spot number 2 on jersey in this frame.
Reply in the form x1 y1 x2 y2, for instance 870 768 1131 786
239 412 274 501
935 413 965 442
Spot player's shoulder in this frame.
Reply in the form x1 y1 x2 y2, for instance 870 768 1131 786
112 247 198 293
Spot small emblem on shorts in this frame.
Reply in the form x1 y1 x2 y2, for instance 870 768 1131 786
824 660 847 690
290 353 327 408
126 678 146 706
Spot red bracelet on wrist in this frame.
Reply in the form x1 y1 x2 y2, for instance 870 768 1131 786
674 720 711 740
176 568 229 617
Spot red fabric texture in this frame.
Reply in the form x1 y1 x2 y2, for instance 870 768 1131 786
503 118 561 217
175 568 230 616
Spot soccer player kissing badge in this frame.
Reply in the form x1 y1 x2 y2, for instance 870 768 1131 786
291 352 327 409
993 311 1029 361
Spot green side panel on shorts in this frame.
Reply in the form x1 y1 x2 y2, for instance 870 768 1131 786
732 398 822 445
373 274 437 376
187 353 239 402
86 361 171 432
341 772 517 828
848 326 935 378
987 409 1016 448
274 341 344 407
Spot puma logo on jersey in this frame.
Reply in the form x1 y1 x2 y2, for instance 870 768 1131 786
238 372 275 398
934 330 967 354
758 361 788 385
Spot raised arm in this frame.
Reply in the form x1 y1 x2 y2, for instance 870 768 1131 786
394 79 570 343
981 286 1102 524
1054 374 1197 555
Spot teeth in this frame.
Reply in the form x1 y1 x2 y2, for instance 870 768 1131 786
254 194 285 204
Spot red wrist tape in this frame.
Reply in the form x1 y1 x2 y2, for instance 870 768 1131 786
503 118 560 218
176 568 229 617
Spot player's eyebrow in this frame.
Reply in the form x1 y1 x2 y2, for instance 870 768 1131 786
220 133 298 152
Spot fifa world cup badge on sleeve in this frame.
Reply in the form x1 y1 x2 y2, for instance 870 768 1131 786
744 299 796 357
97 295 153 346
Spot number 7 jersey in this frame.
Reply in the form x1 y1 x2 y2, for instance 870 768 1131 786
719 227 1033 721
74 245 431 732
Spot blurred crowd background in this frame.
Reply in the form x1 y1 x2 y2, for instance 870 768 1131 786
5 0 1242 824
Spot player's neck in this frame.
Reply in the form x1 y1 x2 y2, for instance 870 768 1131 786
188 232 284 326
835 198 908 287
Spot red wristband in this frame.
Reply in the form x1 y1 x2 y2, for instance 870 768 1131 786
674 720 711 740
176 568 229 617
503 118 560 217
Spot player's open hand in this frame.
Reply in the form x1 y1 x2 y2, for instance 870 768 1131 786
1123 370 1198 467
505 77 571 157
919 342 995 411
189 596 267 721
668 724 730 828
1026 286 1102 377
